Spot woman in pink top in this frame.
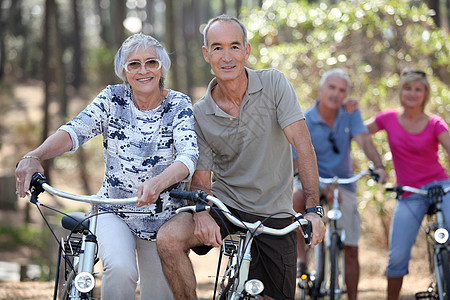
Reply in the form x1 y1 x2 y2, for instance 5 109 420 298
365 70 450 300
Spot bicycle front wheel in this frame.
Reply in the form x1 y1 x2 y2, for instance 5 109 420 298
436 248 450 300
329 233 340 300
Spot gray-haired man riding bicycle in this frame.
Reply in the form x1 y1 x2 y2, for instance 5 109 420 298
157 15 326 300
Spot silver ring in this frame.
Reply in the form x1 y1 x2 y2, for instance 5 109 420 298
16 178 22 183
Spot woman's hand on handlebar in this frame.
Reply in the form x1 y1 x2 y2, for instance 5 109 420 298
15 158 44 198
137 177 162 207
193 210 223 247
373 167 389 184
304 213 326 246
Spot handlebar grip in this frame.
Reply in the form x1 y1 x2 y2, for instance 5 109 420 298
170 190 196 201
169 190 208 203
29 173 47 204
385 187 395 192
302 220 312 245
31 172 47 189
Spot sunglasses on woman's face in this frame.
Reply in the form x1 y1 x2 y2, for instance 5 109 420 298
402 70 426 78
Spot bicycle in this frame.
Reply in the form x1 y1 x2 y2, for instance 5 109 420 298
298 168 379 300
169 189 313 300
28 172 139 300
386 184 450 300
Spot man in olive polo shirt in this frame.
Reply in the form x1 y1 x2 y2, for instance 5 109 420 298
157 15 325 300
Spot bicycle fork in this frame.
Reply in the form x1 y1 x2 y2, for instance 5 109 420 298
70 205 99 297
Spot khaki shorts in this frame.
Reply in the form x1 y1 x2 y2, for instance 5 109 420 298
335 186 361 247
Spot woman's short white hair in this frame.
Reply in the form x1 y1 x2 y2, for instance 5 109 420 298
319 68 351 97
114 33 171 89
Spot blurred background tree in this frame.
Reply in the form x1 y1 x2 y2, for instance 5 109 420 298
0 0 448 203
241 0 449 237
0 0 448 272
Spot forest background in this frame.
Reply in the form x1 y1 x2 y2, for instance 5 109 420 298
0 0 449 296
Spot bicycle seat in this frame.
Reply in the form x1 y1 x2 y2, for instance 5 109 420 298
62 212 90 233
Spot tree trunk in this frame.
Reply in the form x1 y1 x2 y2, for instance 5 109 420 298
166 0 179 90
183 0 194 98
52 2 67 121
111 0 126 48
42 0 56 180
427 0 441 27
71 0 83 89
235 0 242 17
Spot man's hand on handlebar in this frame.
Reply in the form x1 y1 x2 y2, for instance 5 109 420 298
193 210 223 247
304 213 326 246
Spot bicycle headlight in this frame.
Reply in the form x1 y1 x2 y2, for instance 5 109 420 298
327 209 342 220
244 279 264 296
74 272 95 293
434 228 449 244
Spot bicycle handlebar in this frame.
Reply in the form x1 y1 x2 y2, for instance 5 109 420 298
385 185 450 198
318 169 377 185
29 173 138 205
169 190 312 245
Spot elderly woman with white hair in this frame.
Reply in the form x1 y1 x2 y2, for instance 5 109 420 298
15 33 198 299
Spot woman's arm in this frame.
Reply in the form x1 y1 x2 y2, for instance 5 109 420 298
438 131 450 157
136 161 190 207
15 130 74 197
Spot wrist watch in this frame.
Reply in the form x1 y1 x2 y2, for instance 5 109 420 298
305 206 324 218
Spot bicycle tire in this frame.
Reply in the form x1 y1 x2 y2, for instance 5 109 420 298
329 233 340 300
436 248 450 300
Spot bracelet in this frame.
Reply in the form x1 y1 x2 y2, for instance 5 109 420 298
374 165 385 170
22 155 41 161
16 155 41 168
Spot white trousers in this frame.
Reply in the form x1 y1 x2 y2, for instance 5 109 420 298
96 213 174 300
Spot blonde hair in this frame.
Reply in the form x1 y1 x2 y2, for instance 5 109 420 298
399 70 430 111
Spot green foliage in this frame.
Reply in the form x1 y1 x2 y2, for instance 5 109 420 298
85 46 122 88
243 0 449 110
241 0 450 218
0 225 44 250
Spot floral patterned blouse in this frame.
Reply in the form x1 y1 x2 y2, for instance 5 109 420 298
60 83 198 241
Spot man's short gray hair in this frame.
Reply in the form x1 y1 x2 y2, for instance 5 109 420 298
319 68 351 97
114 33 170 89
203 14 248 49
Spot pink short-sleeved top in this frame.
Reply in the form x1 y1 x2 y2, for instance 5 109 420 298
375 109 449 188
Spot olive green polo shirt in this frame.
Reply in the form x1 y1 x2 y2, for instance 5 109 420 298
194 67 304 217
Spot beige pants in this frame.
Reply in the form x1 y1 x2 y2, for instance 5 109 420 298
96 213 174 300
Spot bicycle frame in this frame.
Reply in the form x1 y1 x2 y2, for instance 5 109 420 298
170 190 312 300
29 173 137 300
300 169 376 300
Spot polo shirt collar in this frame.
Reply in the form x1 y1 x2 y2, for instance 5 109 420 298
202 67 263 116
309 99 345 127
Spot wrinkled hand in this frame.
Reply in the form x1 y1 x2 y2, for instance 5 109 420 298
374 168 389 184
193 211 222 247
343 98 359 114
15 159 44 198
321 184 341 204
304 213 326 246
136 178 161 207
